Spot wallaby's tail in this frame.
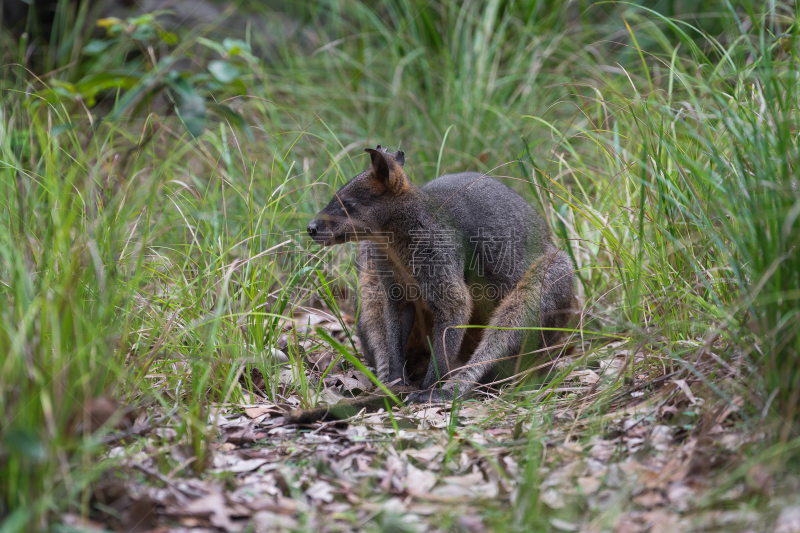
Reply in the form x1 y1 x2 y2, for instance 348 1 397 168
442 248 575 396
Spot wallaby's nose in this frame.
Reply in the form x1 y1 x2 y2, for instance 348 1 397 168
307 220 320 237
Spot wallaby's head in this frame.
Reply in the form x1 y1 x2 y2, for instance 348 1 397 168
307 145 409 246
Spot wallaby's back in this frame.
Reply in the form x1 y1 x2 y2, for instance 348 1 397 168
422 172 554 292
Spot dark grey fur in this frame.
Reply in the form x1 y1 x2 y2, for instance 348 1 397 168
307 147 574 403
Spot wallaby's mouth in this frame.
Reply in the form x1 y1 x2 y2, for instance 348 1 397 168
310 233 333 245
306 218 340 246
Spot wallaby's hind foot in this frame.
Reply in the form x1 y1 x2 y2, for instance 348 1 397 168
407 387 451 404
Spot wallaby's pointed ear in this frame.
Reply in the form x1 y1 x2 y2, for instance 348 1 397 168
395 150 405 167
364 148 391 185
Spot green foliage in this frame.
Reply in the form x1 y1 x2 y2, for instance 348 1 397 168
25 11 253 138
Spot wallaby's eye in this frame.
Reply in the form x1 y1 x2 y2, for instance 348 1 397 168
343 201 357 212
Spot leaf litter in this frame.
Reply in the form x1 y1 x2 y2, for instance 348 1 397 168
76 311 800 532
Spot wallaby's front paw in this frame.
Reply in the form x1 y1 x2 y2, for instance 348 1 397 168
406 388 453 404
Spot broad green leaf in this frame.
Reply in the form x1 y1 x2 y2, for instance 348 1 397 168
132 26 156 41
223 38 256 62
50 80 77 93
223 38 250 54
197 37 226 56
3 429 46 461
209 103 253 141
158 29 178 45
208 60 239 83
96 17 123 29
77 71 140 98
227 78 248 97
83 39 112 55
129 13 156 27
178 93 206 138
167 74 194 99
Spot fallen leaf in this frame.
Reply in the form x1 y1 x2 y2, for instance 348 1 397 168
244 405 280 418
247 496 296 515
550 517 580 531
253 510 299 531
746 464 773 495
775 505 800 533
569 369 600 384
222 458 270 474
614 514 645 533
643 509 681 531
456 514 485 533
123 495 160 533
224 427 268 444
589 439 614 462
60 514 106 533
405 463 438 494
186 493 241 532
650 425 672 451
338 444 367 458
414 406 444 419
403 444 445 464
306 480 335 502
577 476 601 495
671 379 697 405
666 483 693 511
431 471 497 499
632 489 666 509
541 487 566 509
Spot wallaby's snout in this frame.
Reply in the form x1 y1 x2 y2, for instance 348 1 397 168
306 216 332 245
306 219 322 238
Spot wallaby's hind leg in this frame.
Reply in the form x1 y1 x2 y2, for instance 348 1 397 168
408 249 574 403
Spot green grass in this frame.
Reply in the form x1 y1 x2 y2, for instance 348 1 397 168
1 0 799 527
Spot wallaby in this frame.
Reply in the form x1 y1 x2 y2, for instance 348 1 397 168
307 146 574 403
